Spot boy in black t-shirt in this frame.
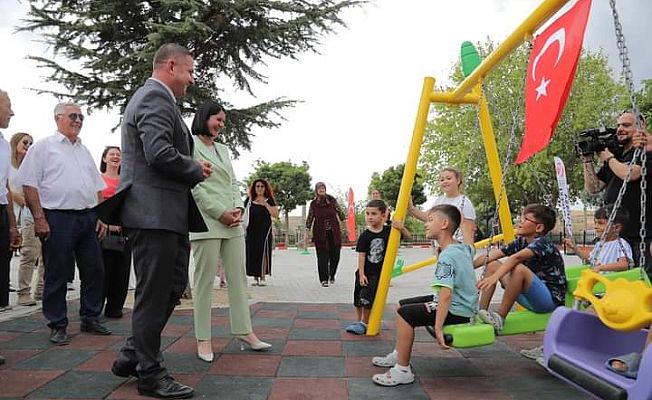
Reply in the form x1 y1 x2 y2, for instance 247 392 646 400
345 200 411 335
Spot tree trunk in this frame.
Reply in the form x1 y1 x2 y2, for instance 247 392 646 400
285 211 290 247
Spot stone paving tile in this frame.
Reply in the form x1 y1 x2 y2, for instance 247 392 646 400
293 318 341 329
339 329 395 342
209 353 281 376
344 356 387 377
196 376 273 400
254 309 297 319
296 310 339 319
28 371 126 399
257 302 300 311
420 377 512 400
99 320 132 336
159 352 212 374
298 304 339 313
277 356 345 377
283 340 342 356
0 318 44 333
0 370 64 398
161 323 192 337
251 326 290 341
0 349 41 369
456 340 521 359
410 342 463 358
288 328 341 340
495 376 587 400
15 349 97 370
342 340 395 356
347 377 429 400
73 350 118 372
252 318 294 329
269 378 347 400
410 356 485 378
0 332 54 350
470 357 551 378
0 331 21 343
62 334 123 351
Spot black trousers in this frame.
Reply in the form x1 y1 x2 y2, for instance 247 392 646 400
316 230 341 283
117 229 189 380
41 209 104 328
101 243 132 317
0 207 10 307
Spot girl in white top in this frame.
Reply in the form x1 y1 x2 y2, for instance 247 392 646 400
408 167 477 244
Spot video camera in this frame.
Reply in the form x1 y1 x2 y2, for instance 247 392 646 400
574 127 621 157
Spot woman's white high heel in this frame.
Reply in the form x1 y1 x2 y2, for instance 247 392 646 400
235 335 272 351
197 340 214 362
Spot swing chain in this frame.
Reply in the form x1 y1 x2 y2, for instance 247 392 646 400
608 0 647 272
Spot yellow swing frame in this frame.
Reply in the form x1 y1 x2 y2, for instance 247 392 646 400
366 0 576 336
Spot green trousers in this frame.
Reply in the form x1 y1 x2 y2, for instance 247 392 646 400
191 236 252 340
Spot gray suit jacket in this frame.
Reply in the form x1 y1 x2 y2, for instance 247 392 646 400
97 79 207 234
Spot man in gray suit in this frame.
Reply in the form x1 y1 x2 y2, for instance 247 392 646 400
109 43 211 399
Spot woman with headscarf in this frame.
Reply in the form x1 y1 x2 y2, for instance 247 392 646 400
190 100 271 363
305 182 342 287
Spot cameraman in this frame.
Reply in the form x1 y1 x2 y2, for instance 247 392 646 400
582 110 652 275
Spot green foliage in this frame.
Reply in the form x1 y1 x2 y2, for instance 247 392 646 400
20 0 362 156
246 160 313 225
635 78 652 128
367 164 427 209
421 40 630 226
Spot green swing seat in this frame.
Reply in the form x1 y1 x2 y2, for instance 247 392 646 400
437 264 647 348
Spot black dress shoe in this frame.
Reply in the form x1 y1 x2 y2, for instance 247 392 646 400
0 355 6 365
138 375 194 399
49 327 71 346
81 319 112 335
111 359 138 378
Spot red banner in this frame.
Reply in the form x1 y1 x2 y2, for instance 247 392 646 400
515 0 592 164
346 187 356 242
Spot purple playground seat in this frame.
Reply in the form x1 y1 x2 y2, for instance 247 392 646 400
543 307 651 400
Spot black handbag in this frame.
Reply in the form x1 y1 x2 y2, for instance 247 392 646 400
101 232 126 252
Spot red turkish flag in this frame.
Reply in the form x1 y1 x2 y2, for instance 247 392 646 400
515 0 592 164
346 188 356 242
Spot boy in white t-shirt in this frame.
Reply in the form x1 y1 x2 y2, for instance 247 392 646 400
565 205 632 273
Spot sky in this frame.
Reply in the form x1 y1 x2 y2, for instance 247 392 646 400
1 0 650 213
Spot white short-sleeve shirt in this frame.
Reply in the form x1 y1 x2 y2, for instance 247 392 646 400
433 194 476 242
589 238 633 272
0 132 10 205
15 132 106 210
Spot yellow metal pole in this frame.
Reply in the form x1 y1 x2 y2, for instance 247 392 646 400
366 77 435 336
451 0 570 100
396 234 506 276
430 92 479 105
477 84 515 242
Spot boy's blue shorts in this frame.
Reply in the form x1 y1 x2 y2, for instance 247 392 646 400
516 275 557 313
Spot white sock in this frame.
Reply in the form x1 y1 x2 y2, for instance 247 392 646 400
395 363 410 372
360 321 367 327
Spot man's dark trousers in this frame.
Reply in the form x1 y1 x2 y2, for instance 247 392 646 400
117 229 189 379
0 207 11 307
41 209 104 328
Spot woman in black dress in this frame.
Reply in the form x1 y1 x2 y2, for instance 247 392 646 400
245 179 279 286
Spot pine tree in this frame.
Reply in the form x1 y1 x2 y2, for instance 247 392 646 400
20 0 362 156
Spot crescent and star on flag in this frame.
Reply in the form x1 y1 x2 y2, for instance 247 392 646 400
532 28 566 101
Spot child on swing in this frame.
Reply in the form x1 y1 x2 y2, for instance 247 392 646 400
474 204 567 333
370 204 478 386
565 204 632 273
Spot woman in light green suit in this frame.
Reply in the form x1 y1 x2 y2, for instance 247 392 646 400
190 101 271 362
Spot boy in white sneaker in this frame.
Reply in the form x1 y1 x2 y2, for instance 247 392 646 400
345 200 410 335
371 204 478 386
475 204 567 333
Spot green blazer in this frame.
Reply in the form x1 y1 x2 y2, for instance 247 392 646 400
190 136 244 241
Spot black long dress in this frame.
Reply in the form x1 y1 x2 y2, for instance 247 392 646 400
245 197 275 279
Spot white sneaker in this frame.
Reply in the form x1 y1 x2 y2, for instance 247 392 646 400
372 350 397 367
477 309 504 333
520 345 544 360
536 356 546 368
372 366 415 387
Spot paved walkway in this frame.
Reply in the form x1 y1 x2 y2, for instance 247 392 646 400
0 248 586 399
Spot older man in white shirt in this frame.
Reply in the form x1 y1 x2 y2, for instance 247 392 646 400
0 89 22 316
17 101 110 345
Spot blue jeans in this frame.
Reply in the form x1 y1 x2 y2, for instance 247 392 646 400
41 209 104 328
516 275 557 313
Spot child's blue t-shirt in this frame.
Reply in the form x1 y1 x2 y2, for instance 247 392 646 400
501 235 567 306
430 243 478 318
